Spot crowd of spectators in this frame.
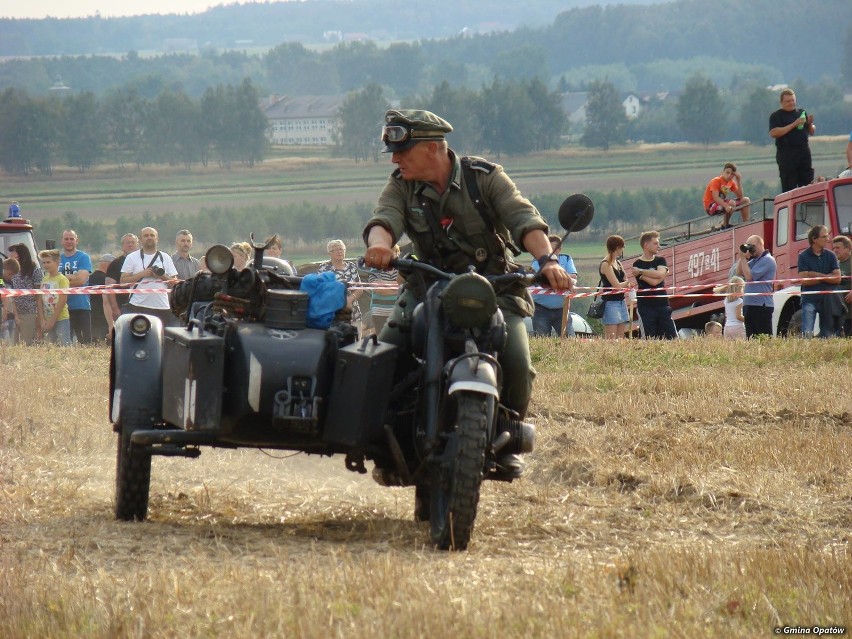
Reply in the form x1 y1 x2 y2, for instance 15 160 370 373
0 218 849 344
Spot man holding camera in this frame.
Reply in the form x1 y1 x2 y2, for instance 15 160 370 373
736 235 777 338
120 227 179 326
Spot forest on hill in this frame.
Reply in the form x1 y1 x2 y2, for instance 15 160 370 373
0 0 849 100
0 0 645 56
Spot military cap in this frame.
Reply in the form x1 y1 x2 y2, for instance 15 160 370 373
381 109 453 153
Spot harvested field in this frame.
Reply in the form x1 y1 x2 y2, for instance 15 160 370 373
4 139 845 221
0 338 850 638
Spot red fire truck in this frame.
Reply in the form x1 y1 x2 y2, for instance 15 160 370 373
621 175 852 336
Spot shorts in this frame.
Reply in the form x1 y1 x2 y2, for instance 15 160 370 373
602 298 629 325
707 200 742 216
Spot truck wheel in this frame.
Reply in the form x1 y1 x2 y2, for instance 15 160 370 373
115 415 152 522
428 392 488 551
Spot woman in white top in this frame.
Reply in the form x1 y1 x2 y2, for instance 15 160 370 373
720 276 746 339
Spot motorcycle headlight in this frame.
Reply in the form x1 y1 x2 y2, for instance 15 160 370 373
442 272 497 329
129 314 151 337
205 244 234 275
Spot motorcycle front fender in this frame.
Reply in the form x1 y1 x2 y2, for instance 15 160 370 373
446 355 499 399
109 313 164 428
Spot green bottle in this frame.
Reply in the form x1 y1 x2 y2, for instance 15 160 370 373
797 110 806 130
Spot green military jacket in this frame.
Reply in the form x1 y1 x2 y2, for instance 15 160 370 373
364 149 549 317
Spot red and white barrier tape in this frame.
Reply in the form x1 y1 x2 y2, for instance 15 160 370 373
0 285 166 297
2 275 848 301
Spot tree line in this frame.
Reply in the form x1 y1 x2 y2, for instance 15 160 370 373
1 0 848 94
336 78 566 161
0 79 268 175
0 76 566 174
3 70 851 176
580 75 852 153
2 1 851 105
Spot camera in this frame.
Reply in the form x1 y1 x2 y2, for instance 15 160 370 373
740 243 755 253
150 265 166 276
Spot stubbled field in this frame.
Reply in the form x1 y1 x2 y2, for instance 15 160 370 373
0 338 850 638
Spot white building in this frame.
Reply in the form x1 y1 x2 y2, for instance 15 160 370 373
622 93 641 119
262 95 346 146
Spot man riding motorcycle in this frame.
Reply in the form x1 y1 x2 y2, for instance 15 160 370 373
363 109 572 477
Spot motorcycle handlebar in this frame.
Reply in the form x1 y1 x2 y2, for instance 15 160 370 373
387 258 541 287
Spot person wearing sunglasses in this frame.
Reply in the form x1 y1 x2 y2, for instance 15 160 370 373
362 109 572 454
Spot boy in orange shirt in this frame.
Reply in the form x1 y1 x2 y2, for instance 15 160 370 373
703 162 751 229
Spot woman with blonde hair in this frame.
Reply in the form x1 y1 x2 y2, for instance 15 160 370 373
598 235 631 339
230 242 251 270
716 276 746 339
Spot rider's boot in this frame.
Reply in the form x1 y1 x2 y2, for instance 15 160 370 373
495 453 525 480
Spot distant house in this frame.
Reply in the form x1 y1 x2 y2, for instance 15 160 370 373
48 76 71 95
262 95 346 146
622 93 641 119
562 91 658 125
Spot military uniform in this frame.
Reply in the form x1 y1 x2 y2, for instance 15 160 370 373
363 111 551 417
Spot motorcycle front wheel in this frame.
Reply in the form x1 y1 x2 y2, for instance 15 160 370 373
114 414 153 521
429 391 490 550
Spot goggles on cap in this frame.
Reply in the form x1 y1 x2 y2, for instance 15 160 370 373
381 125 411 145
380 124 445 147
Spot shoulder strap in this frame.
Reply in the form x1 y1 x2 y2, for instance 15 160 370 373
460 157 521 257
142 250 162 270
598 259 608 290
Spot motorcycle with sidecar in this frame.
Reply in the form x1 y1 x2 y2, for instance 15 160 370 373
108 195 593 550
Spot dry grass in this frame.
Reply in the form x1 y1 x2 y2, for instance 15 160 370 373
0 338 850 638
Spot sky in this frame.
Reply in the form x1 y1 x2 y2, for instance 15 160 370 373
1 1 252 20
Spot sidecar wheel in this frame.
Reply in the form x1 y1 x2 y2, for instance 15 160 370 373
429 392 489 551
115 413 153 521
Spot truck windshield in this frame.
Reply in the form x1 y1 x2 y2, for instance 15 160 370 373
794 200 828 240
833 183 852 235
0 231 38 261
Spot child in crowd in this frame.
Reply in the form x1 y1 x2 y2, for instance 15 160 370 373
717 276 746 339
367 244 401 334
1 258 19 342
704 320 723 338
38 249 72 345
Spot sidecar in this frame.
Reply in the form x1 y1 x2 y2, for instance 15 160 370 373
109 245 398 523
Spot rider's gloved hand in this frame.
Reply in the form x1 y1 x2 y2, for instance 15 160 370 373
364 245 396 269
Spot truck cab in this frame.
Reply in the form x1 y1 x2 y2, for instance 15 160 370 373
0 215 39 265
622 176 852 336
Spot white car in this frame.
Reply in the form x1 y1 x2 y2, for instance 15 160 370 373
524 312 596 337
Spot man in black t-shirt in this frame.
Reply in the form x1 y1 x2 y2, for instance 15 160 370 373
105 233 139 319
769 88 815 192
631 230 677 339
88 253 114 341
